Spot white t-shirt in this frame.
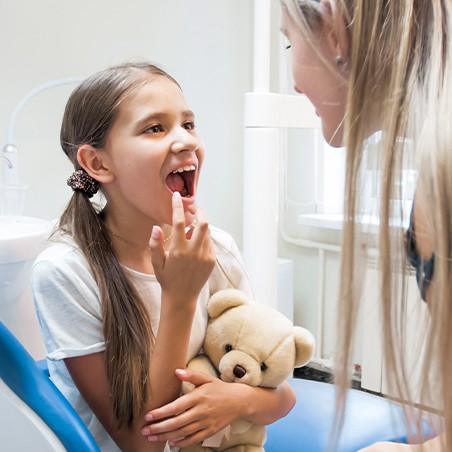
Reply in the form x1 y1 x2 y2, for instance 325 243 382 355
32 226 253 452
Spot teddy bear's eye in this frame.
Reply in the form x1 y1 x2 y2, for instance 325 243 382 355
260 362 268 372
224 344 233 353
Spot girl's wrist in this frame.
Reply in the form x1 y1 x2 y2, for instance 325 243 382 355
160 290 198 308
159 292 198 322
233 383 256 420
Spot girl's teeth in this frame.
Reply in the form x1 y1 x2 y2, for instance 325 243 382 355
172 165 196 174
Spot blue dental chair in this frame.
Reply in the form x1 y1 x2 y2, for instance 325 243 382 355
0 321 99 452
266 377 438 452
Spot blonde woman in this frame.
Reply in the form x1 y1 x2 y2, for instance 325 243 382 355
281 0 451 450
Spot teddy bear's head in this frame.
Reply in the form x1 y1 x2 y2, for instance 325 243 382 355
203 289 315 388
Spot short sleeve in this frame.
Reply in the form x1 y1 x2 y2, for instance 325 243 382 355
209 227 255 298
32 244 105 361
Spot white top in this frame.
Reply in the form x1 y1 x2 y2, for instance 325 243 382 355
32 226 252 451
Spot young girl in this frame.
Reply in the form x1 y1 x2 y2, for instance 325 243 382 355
280 0 451 450
32 62 295 452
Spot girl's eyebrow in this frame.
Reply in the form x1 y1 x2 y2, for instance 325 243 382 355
182 110 196 120
136 110 195 128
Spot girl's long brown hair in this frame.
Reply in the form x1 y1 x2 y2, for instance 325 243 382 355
58 62 180 427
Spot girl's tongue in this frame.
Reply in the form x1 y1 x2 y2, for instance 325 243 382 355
166 173 186 195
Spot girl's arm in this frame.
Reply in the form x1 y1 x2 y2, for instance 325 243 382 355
140 368 296 448
64 296 208 452
65 352 164 452
64 294 201 452
147 193 216 413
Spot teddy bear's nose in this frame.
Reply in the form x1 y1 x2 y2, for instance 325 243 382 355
233 365 247 378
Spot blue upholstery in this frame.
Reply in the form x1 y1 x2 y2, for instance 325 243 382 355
266 378 434 452
0 321 99 452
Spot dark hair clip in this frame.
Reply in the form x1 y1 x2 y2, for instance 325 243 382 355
67 169 100 198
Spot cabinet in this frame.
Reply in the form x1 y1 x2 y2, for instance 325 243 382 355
361 265 430 406
292 214 430 406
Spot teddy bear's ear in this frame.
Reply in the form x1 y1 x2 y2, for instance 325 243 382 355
208 288 249 318
293 326 316 368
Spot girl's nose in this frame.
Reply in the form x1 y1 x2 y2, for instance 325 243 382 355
171 127 198 153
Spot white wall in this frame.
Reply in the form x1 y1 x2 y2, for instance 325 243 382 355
1 0 253 248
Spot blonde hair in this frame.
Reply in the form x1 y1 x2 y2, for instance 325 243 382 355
282 0 452 448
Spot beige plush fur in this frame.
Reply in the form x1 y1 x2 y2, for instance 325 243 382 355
181 288 315 452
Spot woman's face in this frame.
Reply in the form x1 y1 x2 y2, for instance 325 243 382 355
100 76 204 228
281 9 349 147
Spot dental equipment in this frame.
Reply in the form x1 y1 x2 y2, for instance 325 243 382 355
2 77 85 184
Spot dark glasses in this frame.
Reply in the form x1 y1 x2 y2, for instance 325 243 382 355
405 206 435 301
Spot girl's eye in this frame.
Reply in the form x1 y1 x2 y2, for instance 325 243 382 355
144 124 164 134
183 121 195 131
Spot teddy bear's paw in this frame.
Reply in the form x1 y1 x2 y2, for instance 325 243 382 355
181 380 196 395
230 419 252 434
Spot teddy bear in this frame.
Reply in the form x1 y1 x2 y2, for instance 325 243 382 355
180 288 315 452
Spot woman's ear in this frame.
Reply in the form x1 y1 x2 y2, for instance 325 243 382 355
320 0 351 67
76 145 115 184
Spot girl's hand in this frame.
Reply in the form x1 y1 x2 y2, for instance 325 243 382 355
140 369 246 448
149 192 216 301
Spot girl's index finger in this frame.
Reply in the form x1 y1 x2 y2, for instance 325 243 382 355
171 191 186 235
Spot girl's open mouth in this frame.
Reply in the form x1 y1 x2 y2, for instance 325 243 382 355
165 165 196 198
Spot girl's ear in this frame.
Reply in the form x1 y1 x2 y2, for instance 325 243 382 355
76 145 115 184
320 0 351 66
